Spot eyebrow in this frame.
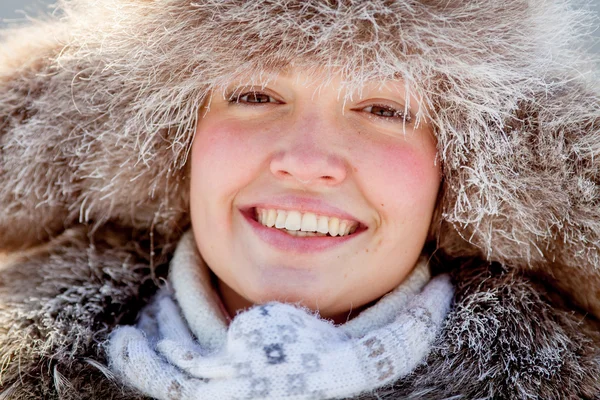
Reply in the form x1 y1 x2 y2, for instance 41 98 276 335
256 62 295 80
275 64 293 77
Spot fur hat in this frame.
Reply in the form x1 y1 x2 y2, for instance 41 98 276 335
1 0 599 315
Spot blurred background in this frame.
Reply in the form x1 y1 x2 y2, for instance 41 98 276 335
0 0 57 25
1 0 600 54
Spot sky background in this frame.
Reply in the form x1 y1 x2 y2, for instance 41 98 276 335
1 0 599 53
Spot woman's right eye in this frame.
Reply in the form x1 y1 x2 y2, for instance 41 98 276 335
229 92 278 104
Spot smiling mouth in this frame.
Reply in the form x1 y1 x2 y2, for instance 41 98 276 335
251 207 365 238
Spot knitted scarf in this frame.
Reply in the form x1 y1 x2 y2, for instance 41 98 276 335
106 231 453 400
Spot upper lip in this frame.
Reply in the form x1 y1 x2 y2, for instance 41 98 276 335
241 195 367 227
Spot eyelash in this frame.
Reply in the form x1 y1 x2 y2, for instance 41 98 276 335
227 91 277 105
358 104 412 124
227 91 413 123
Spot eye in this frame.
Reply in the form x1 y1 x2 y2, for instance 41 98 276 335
228 91 279 104
360 104 412 123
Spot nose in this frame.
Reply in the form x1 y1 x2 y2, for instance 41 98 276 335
269 120 348 187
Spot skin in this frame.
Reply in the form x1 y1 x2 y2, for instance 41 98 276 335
190 68 441 323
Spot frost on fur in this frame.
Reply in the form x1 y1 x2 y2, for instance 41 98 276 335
0 1 598 312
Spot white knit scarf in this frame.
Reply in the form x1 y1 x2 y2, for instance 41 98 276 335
107 231 453 400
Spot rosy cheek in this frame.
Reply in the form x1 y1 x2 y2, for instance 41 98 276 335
192 119 262 191
195 121 246 163
367 141 440 210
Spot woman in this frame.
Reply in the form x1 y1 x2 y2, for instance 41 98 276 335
0 1 599 399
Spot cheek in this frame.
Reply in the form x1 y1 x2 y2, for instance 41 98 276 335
190 119 255 241
191 119 265 195
190 119 267 277
365 140 440 211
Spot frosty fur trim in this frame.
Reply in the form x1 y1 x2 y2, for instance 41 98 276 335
1 1 599 315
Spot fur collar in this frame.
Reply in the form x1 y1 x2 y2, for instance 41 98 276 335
0 226 598 399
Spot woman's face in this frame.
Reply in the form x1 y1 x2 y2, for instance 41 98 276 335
190 69 440 321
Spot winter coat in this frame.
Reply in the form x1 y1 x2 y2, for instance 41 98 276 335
0 1 599 399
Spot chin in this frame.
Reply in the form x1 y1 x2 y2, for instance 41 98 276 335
237 264 343 312
244 281 327 311
249 283 316 306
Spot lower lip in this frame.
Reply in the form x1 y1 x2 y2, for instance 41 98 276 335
241 209 365 253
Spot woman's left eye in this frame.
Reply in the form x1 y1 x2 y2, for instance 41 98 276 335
361 104 412 123
229 91 278 104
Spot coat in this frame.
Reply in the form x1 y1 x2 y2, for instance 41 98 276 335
1 0 599 398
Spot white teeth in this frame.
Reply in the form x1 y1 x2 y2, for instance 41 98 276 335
328 217 340 236
300 213 318 232
339 221 347 236
275 210 287 229
317 216 329 234
284 210 302 231
285 230 326 237
266 209 277 227
255 207 360 237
